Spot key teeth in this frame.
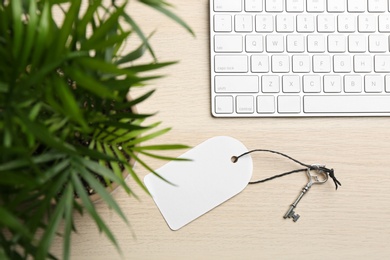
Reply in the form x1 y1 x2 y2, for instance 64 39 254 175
292 214 300 222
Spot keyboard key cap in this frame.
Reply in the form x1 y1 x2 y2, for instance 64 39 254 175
304 95 390 113
257 95 275 113
303 75 321 93
276 15 294 32
354 55 373 73
358 15 377 32
265 0 283 12
278 95 301 113
245 0 263 12
327 0 345 13
375 55 390 72
236 95 255 113
286 0 304 12
271 55 290 72
297 15 315 32
369 35 388 53
266 35 284 52
333 55 352 73
262 75 280 93
214 55 248 72
292 55 311 72
214 15 232 32
214 0 242 12
379 15 390 32
255 15 274 32
235 15 253 32
308 35 326 53
251 55 270 72
365 75 383 93
344 75 363 93
313 55 331 72
283 75 301 93
215 96 234 114
214 35 243 53
348 0 366 12
324 75 342 93
328 35 346 53
307 0 325 12
348 35 367 53
386 75 390 92
317 15 335 32
368 0 387 13
338 15 356 33
287 35 305 52
215 75 259 93
246 35 264 53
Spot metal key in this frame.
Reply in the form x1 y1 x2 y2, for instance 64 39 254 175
284 166 328 222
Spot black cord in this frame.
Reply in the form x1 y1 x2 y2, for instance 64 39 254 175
233 149 342 190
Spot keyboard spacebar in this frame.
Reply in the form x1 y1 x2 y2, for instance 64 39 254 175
304 95 390 113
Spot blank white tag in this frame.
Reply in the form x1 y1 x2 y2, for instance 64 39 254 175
144 136 253 230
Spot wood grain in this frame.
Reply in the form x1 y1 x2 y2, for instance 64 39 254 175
51 1 390 259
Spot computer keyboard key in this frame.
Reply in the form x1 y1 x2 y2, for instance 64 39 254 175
328 35 347 53
324 75 342 93
386 75 390 92
354 55 373 73
308 35 326 53
304 95 390 113
271 55 290 72
265 0 283 12
276 15 295 32
214 0 242 12
292 55 311 72
365 75 383 93
358 15 377 32
251 55 270 72
257 95 275 113
278 96 301 113
307 0 325 12
236 95 254 113
246 35 264 53
333 55 352 73
215 96 234 114
313 55 331 72
368 0 387 13
303 75 321 93
297 15 315 32
317 15 335 32
344 75 363 93
214 35 243 53
286 0 304 13
214 15 232 32
235 15 253 32
327 0 345 13
245 0 263 12
283 76 301 93
375 55 390 72
214 55 248 72
287 35 305 52
368 35 388 53
215 75 259 93
262 75 280 93
378 15 390 32
348 35 367 53
266 35 284 52
337 15 356 33
256 15 274 32
348 0 366 13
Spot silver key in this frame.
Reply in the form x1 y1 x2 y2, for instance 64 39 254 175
284 166 328 222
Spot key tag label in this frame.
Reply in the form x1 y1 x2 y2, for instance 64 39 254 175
144 136 253 230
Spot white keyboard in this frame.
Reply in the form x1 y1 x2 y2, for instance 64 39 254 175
210 0 390 117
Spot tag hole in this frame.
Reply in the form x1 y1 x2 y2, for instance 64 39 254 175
231 156 238 163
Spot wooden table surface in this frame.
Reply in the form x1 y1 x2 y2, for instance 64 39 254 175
52 1 390 259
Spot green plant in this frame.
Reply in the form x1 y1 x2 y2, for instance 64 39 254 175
0 0 192 259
